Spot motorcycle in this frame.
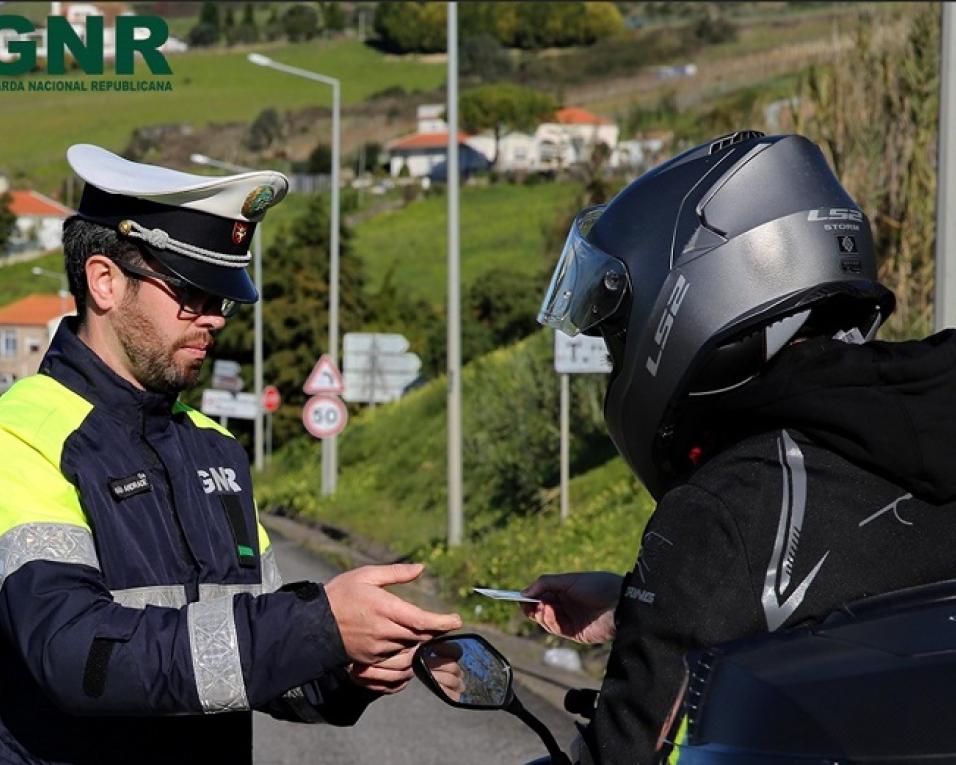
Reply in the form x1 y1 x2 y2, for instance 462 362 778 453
413 579 956 764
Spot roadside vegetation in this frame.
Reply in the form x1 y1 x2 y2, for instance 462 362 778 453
0 1 941 637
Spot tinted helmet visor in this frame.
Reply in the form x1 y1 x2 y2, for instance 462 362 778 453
537 205 629 336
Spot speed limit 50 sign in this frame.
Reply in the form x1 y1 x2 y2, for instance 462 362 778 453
302 394 348 439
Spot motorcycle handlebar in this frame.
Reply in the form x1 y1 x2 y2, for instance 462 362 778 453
564 688 599 719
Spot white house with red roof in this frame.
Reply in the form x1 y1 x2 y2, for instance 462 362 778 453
387 130 491 180
6 190 73 254
531 107 621 170
0 293 75 390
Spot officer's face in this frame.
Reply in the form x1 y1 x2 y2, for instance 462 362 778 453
114 269 227 394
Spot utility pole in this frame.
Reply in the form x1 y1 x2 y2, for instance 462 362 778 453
936 3 956 330
446 1 463 547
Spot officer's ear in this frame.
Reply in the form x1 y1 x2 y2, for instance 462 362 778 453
85 255 125 314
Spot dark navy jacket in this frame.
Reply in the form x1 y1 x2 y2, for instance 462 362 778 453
0 321 371 764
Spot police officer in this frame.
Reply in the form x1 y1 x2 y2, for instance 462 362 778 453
0 145 461 764
523 132 956 763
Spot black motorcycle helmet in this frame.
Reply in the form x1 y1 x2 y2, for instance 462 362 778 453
538 131 895 499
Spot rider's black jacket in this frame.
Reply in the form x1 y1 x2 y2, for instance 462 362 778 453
581 330 956 765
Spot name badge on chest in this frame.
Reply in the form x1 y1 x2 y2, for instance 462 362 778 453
109 471 152 501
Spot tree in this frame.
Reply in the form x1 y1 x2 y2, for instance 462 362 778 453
460 33 512 83
373 1 445 53
187 22 219 47
229 5 259 45
283 4 319 41
198 1 220 28
459 84 556 166
306 142 332 175
187 1 221 46
0 193 15 253
244 107 282 151
207 194 368 448
321 2 346 32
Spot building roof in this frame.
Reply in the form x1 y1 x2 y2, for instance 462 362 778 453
388 131 473 151
9 190 73 218
0 294 75 326
553 107 609 126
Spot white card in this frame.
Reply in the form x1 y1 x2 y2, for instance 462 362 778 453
473 588 541 603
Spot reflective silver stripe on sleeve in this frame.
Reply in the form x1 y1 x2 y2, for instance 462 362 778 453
186 595 250 713
0 523 99 589
261 546 283 593
112 585 188 609
198 582 261 601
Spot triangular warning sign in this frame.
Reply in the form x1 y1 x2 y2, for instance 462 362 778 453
304 354 344 394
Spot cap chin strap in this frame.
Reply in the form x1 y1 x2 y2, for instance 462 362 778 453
119 219 251 268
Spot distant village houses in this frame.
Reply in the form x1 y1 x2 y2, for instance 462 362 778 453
0 294 75 392
387 103 665 179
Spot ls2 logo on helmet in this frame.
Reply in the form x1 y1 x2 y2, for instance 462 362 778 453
808 208 863 232
646 274 689 377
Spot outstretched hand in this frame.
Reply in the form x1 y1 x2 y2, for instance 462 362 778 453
326 563 462 666
521 571 622 644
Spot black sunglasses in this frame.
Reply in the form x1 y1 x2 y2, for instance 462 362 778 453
115 262 239 319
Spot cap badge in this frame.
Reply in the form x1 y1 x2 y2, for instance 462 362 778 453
232 221 249 245
242 186 275 219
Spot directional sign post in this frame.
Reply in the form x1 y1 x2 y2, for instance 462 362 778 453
212 359 244 393
343 332 422 404
201 389 260 421
303 355 346 495
554 331 613 522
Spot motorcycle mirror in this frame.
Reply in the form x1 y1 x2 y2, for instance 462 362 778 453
413 634 515 710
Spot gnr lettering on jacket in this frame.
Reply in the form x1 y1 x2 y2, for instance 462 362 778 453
197 467 242 494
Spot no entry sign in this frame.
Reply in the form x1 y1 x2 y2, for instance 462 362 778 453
302 394 348 439
262 385 281 413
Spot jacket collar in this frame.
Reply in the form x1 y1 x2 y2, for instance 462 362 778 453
40 317 179 432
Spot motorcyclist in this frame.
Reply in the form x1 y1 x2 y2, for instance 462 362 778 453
523 131 956 764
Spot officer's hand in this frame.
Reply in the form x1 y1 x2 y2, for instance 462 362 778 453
347 648 416 694
520 571 621 644
326 563 462 665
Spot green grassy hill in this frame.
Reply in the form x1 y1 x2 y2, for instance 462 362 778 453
352 182 579 304
256 329 653 628
2 38 444 190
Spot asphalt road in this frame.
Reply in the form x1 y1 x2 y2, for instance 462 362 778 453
253 530 580 765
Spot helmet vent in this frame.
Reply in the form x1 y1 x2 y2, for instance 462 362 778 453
708 130 766 155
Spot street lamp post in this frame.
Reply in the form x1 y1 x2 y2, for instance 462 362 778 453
247 52 341 496
189 153 266 473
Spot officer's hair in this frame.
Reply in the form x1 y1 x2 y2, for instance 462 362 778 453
62 217 147 322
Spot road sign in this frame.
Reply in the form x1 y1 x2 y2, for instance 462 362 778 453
262 385 281 413
343 332 421 403
344 333 409 355
211 359 244 392
213 360 241 377
302 395 348 439
304 354 344 394
201 389 259 420
554 331 613 374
